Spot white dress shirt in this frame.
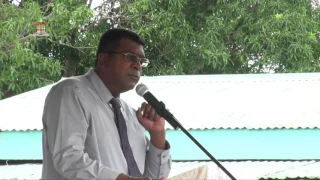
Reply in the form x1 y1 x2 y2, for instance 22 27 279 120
41 69 172 179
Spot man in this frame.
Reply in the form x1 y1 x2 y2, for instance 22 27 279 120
41 28 172 180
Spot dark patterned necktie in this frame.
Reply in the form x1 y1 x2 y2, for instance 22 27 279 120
110 98 143 177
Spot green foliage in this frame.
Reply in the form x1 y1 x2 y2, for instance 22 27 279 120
120 0 320 75
0 0 95 99
0 2 61 99
0 0 320 100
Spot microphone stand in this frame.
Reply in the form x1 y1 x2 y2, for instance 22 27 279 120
157 101 237 180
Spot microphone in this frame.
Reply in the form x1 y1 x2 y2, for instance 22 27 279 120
135 83 237 180
135 83 180 130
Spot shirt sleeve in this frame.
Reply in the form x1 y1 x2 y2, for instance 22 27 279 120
44 81 121 180
143 136 172 179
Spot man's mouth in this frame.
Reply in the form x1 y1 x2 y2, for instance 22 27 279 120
128 74 139 79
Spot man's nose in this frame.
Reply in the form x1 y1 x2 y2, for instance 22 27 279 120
131 59 142 71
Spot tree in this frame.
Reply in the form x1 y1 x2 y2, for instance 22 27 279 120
0 0 132 100
119 0 320 75
0 0 96 99
1 1 59 99
1 0 320 100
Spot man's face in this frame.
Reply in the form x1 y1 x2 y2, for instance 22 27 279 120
107 38 145 92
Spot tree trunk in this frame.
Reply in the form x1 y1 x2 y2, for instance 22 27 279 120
188 61 204 74
63 49 77 77
3 89 14 99
63 31 78 77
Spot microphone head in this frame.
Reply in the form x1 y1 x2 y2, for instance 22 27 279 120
136 83 149 97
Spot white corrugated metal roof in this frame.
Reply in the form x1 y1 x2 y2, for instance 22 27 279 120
124 73 320 130
0 161 319 179
0 78 66 131
1 73 320 131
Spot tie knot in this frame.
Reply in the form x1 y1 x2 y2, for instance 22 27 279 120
110 98 121 109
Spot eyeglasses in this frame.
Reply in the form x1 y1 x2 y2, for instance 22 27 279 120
107 51 150 67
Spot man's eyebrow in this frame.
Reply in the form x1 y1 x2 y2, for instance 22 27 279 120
126 51 145 58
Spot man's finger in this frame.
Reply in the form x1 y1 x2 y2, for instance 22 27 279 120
143 104 152 117
154 114 160 121
141 102 147 110
136 107 143 122
147 107 156 120
140 102 147 116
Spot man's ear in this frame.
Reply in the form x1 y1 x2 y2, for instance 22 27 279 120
97 53 108 67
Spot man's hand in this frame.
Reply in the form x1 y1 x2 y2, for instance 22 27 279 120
136 102 165 133
136 102 166 150
116 173 166 180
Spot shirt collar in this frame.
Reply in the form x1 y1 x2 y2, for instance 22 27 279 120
85 68 117 105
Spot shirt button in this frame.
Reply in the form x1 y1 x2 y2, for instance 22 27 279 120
162 155 166 158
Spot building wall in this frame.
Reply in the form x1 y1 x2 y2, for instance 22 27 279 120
1 129 320 160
